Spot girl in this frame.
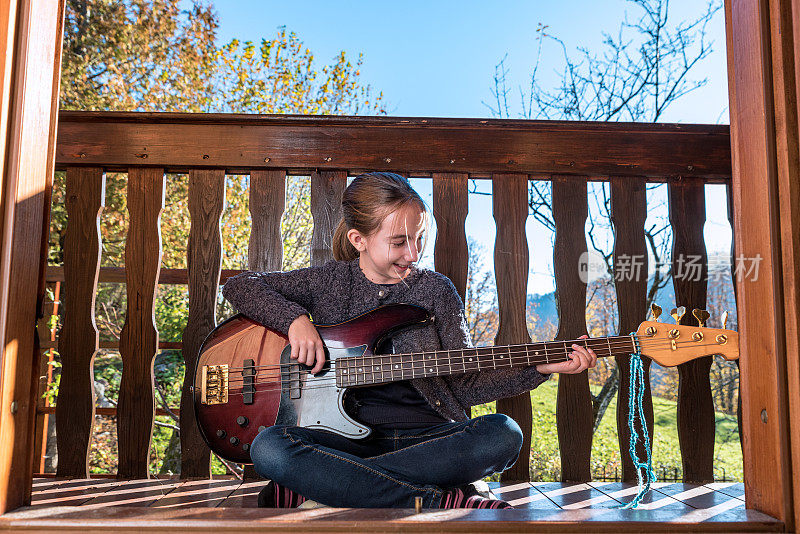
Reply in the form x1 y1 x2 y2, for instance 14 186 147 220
222 172 597 509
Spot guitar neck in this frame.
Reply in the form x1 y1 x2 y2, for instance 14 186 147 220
335 335 637 387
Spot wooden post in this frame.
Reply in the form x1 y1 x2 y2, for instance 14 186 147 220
180 169 225 478
55 167 104 477
0 0 64 513
725 0 799 526
432 173 469 301
248 170 286 273
310 171 346 267
493 173 533 482
609 177 654 482
668 182 713 483
241 170 286 481
552 175 592 482
117 168 165 479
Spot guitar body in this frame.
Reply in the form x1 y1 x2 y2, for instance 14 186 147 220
194 304 432 463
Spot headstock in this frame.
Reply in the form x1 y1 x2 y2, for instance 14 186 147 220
635 308 739 367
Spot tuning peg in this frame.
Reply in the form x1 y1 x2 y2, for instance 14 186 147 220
722 310 729 330
671 306 686 325
692 308 710 327
650 303 662 322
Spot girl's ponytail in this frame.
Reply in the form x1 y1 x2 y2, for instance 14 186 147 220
332 219 359 261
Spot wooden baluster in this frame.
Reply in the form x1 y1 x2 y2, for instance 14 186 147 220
432 173 469 300
180 169 225 477
492 173 532 482
552 175 592 482
249 171 286 272
610 176 654 482
311 171 346 266
56 167 104 477
117 167 165 479
241 170 286 481
669 181 713 483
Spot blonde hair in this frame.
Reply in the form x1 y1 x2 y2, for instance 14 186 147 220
332 172 429 262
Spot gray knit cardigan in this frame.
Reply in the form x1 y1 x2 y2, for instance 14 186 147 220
221 258 550 422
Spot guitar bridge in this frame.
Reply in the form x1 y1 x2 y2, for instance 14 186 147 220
201 364 229 405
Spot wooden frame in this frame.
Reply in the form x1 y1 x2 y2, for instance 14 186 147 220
0 1 797 529
725 0 800 529
0 0 65 514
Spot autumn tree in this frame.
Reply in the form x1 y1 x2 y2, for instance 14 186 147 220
50 0 386 475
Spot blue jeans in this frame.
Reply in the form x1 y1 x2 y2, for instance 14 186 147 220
249 413 523 508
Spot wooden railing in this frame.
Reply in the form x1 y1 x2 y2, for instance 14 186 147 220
47 111 732 482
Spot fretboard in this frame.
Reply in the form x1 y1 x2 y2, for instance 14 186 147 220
334 336 636 387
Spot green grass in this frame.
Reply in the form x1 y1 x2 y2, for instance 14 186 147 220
472 378 743 482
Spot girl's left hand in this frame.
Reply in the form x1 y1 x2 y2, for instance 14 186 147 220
536 335 597 375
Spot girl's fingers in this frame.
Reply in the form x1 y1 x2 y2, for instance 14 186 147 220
311 343 326 374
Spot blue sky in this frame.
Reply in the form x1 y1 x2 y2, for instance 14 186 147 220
210 1 731 294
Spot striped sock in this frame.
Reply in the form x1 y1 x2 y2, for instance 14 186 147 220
438 488 512 509
258 481 307 508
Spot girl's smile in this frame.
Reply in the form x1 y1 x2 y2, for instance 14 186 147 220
347 204 427 285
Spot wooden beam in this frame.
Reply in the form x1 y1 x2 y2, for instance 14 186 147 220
552 175 592 482
769 0 800 527
55 167 104 477
610 176 654 482
0 0 64 513
310 171 346 267
492 173 533 482
45 265 245 285
116 168 165 479
432 173 469 301
725 0 796 526
55 112 732 180
179 169 225 477
669 182 714 483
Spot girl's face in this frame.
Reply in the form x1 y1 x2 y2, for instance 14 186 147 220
347 204 427 285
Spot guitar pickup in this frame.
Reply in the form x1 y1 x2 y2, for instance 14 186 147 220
242 359 256 405
201 364 228 405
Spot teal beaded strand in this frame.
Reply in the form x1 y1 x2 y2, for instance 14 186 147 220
619 342 657 509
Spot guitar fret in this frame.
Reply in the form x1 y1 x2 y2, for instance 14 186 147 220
336 334 647 387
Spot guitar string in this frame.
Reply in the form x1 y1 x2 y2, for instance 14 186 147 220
220 338 733 385
217 336 733 378
216 339 733 394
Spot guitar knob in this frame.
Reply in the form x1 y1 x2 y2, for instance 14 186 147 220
258 425 266 433
216 429 226 439
237 416 249 427
242 443 250 451
229 436 239 445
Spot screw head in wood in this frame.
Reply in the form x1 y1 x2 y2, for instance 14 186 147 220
761 409 768 423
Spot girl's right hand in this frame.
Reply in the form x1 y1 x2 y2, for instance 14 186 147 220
287 314 326 374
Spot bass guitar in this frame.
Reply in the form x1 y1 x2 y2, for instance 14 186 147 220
193 303 738 463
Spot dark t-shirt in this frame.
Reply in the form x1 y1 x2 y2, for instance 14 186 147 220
345 331 449 428
347 380 449 428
